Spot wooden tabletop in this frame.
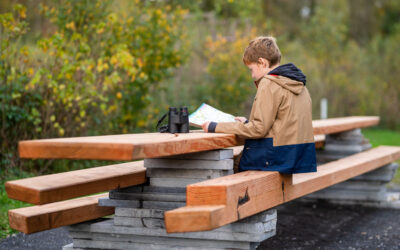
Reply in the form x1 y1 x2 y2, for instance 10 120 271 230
18 116 379 161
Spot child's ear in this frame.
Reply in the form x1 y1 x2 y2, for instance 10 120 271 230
258 58 269 68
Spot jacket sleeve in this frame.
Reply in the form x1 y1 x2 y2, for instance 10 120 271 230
214 79 282 138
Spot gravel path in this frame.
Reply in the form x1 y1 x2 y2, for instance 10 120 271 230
1 200 399 250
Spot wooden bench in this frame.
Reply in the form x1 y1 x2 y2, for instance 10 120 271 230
5 116 382 235
6 161 146 234
164 146 400 233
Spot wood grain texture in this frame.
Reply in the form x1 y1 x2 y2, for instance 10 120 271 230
8 193 113 234
5 161 146 205
164 146 400 233
18 116 377 161
312 116 379 135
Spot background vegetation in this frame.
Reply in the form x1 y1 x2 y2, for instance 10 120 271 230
1 0 400 238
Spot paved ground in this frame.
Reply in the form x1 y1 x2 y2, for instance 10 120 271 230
1 200 399 250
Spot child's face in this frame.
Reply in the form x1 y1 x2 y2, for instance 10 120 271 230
247 59 269 80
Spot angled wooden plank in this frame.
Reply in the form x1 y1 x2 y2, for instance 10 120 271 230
8 193 113 234
5 161 146 205
283 146 400 202
165 146 400 233
312 116 379 135
18 116 377 161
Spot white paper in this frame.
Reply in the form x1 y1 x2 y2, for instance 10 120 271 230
189 103 236 127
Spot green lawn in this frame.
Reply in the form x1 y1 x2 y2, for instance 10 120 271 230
363 128 400 184
0 128 399 239
0 171 32 239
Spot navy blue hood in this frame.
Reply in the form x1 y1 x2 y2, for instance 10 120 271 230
268 63 306 85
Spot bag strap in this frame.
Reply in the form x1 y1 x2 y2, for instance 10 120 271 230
156 112 169 133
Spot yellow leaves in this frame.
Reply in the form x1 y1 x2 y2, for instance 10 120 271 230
58 128 65 136
65 22 76 30
97 58 109 72
107 13 118 24
137 120 146 127
137 58 143 68
50 115 56 122
97 27 104 34
19 7 27 19
139 72 147 79
28 68 34 77
110 56 118 65
116 92 122 99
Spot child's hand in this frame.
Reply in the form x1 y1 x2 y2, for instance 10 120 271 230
234 117 247 123
202 121 210 132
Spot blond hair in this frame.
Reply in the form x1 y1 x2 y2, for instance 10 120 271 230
243 36 281 66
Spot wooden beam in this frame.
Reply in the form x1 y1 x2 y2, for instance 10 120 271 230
19 132 238 160
312 116 379 135
164 146 400 233
5 161 146 205
18 116 377 161
8 193 113 234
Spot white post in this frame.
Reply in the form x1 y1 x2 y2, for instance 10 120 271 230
321 98 328 119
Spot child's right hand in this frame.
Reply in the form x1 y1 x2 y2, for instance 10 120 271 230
234 117 247 123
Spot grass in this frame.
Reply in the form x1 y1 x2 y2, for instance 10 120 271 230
0 170 33 239
363 127 400 185
0 127 399 239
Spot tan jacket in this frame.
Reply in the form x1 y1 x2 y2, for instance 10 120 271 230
213 72 316 173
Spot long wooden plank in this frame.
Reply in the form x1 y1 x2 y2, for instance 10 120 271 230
19 116 377 161
164 146 400 233
8 193 113 234
312 116 379 135
5 162 146 205
19 132 238 160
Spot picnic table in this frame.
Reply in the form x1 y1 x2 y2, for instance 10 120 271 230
5 116 400 250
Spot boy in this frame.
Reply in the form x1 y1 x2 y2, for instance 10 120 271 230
202 36 317 173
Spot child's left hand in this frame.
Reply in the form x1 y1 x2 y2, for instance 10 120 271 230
202 121 210 132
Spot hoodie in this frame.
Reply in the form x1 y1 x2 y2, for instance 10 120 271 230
209 63 317 174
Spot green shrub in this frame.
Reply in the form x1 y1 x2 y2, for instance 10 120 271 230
0 1 188 172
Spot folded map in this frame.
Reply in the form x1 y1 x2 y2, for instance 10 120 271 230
189 103 237 127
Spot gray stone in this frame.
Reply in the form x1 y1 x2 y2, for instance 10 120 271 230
112 185 144 193
323 143 371 154
146 168 233 179
67 231 252 249
302 192 400 209
150 177 206 188
62 243 82 250
326 129 363 140
144 158 234 170
72 238 226 250
143 218 164 228
115 207 165 218
237 209 277 224
69 219 276 242
98 198 140 208
352 164 398 182
110 191 186 202
325 137 364 145
306 189 387 201
143 186 186 194
328 180 388 192
114 216 144 227
142 200 186 210
161 149 234 161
